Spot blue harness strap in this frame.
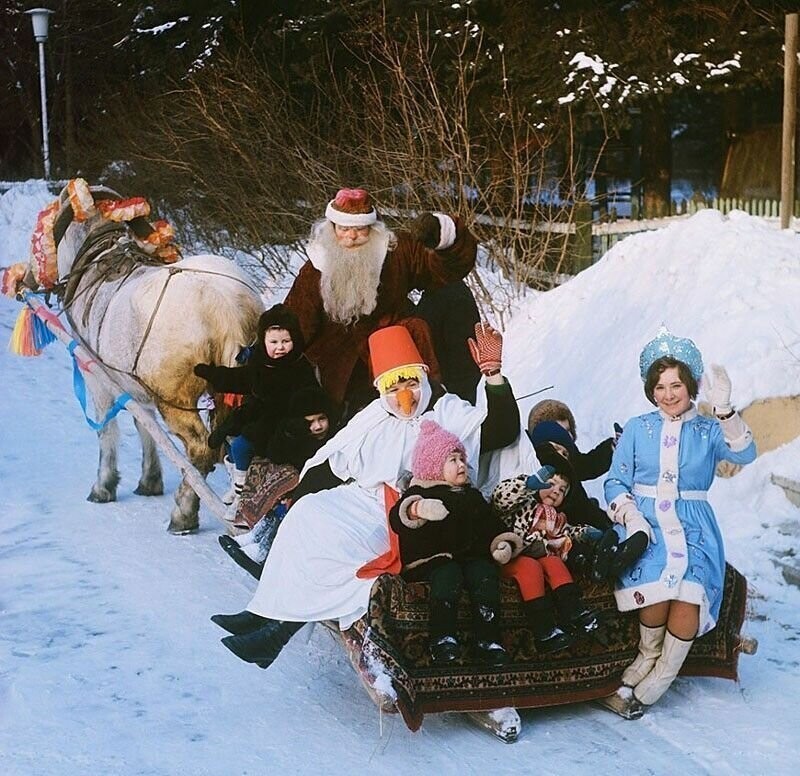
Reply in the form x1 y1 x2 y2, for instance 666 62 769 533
68 341 132 430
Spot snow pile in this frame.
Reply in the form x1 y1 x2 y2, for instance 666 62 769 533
505 207 800 590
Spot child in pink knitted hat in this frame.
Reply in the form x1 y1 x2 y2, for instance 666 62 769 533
388 420 521 665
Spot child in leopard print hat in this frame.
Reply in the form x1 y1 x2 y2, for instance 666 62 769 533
491 462 602 653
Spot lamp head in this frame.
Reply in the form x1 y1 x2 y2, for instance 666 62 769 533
25 8 54 43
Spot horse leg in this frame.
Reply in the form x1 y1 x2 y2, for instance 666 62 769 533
158 403 215 534
87 413 121 503
132 418 164 496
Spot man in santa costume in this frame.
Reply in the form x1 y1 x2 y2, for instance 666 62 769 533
210 323 538 670
283 188 478 414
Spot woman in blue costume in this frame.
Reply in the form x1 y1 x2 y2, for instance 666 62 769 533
601 329 756 719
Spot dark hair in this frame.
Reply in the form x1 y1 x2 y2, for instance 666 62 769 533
644 356 698 404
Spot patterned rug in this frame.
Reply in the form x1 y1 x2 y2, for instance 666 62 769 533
345 564 748 731
237 457 298 529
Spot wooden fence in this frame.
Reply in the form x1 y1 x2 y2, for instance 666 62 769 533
576 197 800 267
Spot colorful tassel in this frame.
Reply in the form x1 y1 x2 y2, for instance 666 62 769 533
8 306 56 356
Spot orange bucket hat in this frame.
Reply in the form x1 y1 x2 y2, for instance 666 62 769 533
368 325 428 393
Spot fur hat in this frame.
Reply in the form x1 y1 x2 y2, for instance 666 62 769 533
257 303 305 355
411 420 466 481
527 399 576 439
325 188 378 227
527 420 578 455
531 441 575 487
289 386 336 421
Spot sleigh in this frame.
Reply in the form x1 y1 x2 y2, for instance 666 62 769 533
328 563 755 742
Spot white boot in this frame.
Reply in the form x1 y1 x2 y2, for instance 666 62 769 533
223 468 248 523
633 631 694 706
622 623 667 687
220 456 236 505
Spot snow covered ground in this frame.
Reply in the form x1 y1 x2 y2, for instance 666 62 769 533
1 181 799 775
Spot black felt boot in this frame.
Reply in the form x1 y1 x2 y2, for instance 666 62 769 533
220 619 305 669
552 582 601 636
210 609 270 635
523 597 574 654
591 528 620 581
428 599 461 663
218 534 263 580
593 529 649 581
606 531 649 578
471 603 509 666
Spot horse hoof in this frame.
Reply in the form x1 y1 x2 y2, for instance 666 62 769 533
134 480 164 496
87 488 116 503
167 521 199 535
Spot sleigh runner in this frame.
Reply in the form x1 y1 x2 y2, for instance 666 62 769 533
328 563 752 738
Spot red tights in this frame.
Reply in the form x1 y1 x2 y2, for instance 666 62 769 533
500 554 573 601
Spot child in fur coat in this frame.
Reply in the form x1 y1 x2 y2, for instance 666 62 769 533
388 420 520 665
491 461 602 653
194 303 319 519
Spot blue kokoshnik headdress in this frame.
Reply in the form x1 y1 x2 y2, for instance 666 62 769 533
639 326 704 382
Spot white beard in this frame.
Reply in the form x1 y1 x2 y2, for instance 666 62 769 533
307 220 395 326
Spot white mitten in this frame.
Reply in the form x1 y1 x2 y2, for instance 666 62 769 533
490 531 524 564
704 363 733 416
415 498 449 522
608 494 656 544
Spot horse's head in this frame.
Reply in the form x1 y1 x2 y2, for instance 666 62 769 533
54 183 124 278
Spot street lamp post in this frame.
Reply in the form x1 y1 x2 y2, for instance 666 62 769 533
25 8 54 180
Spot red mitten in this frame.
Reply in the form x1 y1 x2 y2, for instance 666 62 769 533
467 322 502 375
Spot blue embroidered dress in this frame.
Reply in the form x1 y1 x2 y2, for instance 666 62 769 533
604 406 756 635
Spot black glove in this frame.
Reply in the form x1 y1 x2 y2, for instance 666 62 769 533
194 363 213 380
408 212 441 249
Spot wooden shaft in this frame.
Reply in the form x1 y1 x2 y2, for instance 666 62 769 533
24 294 229 525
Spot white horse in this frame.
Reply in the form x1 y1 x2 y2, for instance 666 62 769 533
47 184 264 533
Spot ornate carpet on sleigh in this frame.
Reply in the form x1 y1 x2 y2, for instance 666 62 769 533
344 564 749 731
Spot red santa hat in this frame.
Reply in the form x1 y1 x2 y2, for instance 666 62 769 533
325 188 378 227
411 420 467 481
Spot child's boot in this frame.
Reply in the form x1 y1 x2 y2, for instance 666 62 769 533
429 599 461 663
220 455 237 505
592 528 621 581
223 468 248 523
471 603 509 666
552 582 601 636
523 597 574 654
607 531 649 578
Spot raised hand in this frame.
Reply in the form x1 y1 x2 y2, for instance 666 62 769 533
704 363 733 416
525 465 556 491
467 322 502 375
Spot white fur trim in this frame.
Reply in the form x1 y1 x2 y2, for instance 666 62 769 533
717 412 753 452
325 201 378 227
433 213 456 249
399 495 427 528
